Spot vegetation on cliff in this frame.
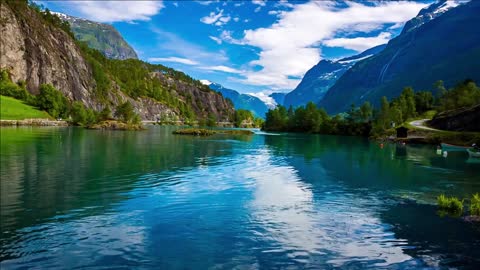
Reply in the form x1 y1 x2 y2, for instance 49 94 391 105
2 0 234 123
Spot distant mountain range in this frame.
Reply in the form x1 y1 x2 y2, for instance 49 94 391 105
201 81 270 118
283 44 386 108
54 12 138 60
319 0 480 114
269 93 286 107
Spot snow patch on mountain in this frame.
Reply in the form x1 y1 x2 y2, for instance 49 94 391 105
200 80 212 86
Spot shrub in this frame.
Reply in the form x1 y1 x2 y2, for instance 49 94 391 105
471 193 480 216
37 84 68 119
437 194 464 215
70 101 87 125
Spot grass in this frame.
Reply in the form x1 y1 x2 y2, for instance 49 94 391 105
471 193 480 216
437 194 464 215
173 128 254 136
0 95 51 120
173 128 216 136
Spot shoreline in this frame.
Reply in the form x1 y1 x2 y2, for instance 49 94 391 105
0 119 69 127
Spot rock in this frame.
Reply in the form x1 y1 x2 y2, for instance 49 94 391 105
429 104 480 132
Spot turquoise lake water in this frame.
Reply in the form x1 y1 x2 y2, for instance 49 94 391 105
1 126 479 269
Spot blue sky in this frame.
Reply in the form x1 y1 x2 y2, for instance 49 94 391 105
38 0 433 100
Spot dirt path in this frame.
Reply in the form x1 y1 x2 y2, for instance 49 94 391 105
409 119 440 131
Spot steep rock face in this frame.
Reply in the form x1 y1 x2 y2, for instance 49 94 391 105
205 82 268 118
320 0 480 114
155 75 234 121
0 3 93 102
1 3 233 121
428 104 480 132
54 12 138 60
284 44 386 108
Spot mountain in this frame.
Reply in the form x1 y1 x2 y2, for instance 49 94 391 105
283 44 386 108
53 12 138 60
202 81 269 118
269 92 286 106
0 2 233 121
320 0 480 114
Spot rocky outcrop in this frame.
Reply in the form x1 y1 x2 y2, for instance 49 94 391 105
0 2 234 121
428 104 480 132
154 73 234 121
0 119 68 126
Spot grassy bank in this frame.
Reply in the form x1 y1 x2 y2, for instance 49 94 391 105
0 95 51 120
173 128 254 136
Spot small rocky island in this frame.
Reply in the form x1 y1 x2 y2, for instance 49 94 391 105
173 128 254 136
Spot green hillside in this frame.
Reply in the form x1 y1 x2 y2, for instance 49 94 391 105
0 95 51 120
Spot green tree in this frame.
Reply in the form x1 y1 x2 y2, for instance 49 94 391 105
115 101 136 123
206 113 217 127
99 106 112 121
359 101 373 122
70 101 87 125
37 84 68 118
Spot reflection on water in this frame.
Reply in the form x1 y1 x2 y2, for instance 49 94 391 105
1 127 480 269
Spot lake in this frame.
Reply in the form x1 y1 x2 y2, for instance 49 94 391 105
1 126 479 269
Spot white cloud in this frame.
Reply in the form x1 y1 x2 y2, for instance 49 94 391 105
59 1 163 23
234 2 244 7
200 9 231 26
196 1 215 6
233 17 240 22
200 65 241 73
252 0 266 12
324 32 392 52
252 0 266 6
237 1 428 90
209 36 222 44
148 57 199 65
172 2 178 7
150 27 228 65
200 9 225 24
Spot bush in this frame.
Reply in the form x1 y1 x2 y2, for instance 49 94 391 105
437 194 464 215
471 193 480 216
37 84 68 119
115 101 139 123
0 70 35 103
70 101 87 125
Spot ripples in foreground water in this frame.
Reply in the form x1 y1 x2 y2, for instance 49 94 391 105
1 126 480 269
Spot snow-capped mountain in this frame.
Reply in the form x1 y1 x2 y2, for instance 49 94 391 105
283 44 386 108
320 0 479 114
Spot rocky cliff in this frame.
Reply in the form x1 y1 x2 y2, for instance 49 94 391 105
0 1 233 121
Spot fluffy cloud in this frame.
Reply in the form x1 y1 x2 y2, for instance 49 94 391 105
147 57 199 65
59 1 164 23
324 32 392 52
235 1 428 90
